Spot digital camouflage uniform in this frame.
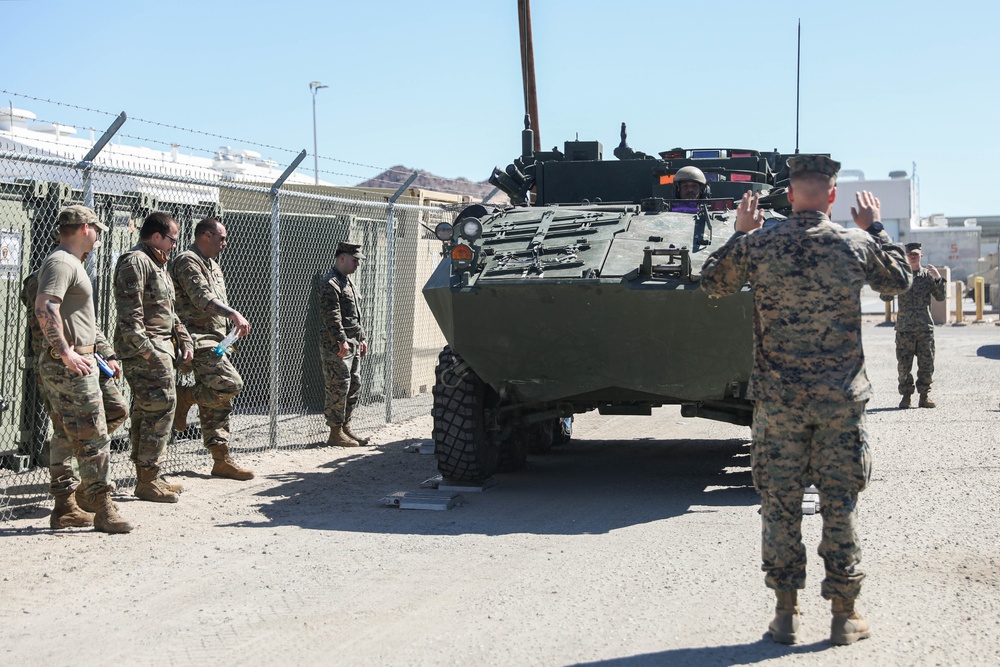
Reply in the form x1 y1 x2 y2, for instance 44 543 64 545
32 249 114 497
114 241 192 469
880 268 946 396
701 208 911 600
319 267 365 427
21 272 128 496
170 245 244 449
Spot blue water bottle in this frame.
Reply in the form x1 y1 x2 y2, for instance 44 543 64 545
213 328 239 356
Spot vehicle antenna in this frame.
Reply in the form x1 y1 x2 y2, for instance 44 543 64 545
795 19 801 154
518 0 541 153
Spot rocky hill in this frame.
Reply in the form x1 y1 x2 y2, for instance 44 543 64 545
356 166 504 202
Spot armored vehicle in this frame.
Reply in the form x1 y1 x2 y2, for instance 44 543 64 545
423 123 805 482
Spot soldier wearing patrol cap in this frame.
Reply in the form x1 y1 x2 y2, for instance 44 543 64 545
701 154 912 645
880 241 946 408
33 205 133 533
319 242 369 447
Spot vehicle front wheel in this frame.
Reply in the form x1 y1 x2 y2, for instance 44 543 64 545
432 346 499 482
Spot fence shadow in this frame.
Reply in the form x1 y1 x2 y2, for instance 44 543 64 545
222 434 756 536
569 638 832 666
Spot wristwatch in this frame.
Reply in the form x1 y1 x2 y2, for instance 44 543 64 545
867 221 884 236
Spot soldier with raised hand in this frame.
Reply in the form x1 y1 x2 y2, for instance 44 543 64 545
33 205 132 533
700 156 912 645
22 265 129 525
114 212 193 503
169 217 254 480
319 242 369 447
880 242 946 408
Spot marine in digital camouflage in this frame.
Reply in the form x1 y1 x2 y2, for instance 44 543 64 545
319 261 366 426
22 272 128 495
170 244 244 448
114 241 192 466
880 266 946 396
701 183 911 601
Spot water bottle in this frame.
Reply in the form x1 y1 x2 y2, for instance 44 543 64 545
94 352 114 377
213 328 239 356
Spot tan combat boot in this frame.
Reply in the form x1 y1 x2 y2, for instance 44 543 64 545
76 481 117 513
133 465 179 503
91 490 134 534
830 597 871 645
343 422 370 446
898 394 911 409
50 491 94 529
768 590 800 644
208 445 254 481
327 424 360 447
174 384 196 431
918 393 936 408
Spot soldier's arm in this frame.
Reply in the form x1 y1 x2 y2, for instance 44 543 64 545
930 274 947 301
864 240 912 297
173 317 194 358
114 257 157 359
173 256 251 335
700 232 751 297
320 280 348 344
95 330 115 358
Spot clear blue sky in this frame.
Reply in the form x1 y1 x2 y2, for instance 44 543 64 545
2 0 997 216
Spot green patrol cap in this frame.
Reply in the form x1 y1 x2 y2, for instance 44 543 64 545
786 154 841 178
905 242 922 253
58 205 109 232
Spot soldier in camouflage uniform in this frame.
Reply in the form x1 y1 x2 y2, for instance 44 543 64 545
701 156 911 645
880 242 946 408
170 217 254 480
319 242 369 447
33 205 133 533
114 212 194 503
22 268 129 522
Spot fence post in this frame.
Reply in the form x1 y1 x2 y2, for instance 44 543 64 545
384 173 419 423
78 112 127 209
268 150 307 446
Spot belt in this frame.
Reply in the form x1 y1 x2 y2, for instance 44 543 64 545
49 344 95 359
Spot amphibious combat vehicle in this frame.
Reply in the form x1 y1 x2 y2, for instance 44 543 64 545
423 123 805 482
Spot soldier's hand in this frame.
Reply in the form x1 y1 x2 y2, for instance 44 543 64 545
337 341 350 359
850 191 881 230
735 191 763 233
230 310 251 338
62 347 92 377
107 359 122 379
928 265 942 279
181 348 194 363
359 340 368 358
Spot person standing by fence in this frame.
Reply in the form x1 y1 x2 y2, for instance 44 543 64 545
319 242 370 447
114 212 193 503
170 217 254 480
33 205 133 533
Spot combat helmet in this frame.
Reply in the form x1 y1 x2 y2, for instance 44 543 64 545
674 165 710 199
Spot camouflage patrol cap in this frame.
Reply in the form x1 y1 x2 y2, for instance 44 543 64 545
905 242 922 253
58 205 108 232
336 242 366 260
786 154 841 179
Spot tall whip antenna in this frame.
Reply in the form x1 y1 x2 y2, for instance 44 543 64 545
795 19 801 154
518 0 541 153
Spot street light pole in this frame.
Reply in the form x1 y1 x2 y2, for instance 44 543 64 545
309 81 329 186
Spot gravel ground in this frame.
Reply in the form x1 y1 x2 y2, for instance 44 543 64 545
1 321 998 667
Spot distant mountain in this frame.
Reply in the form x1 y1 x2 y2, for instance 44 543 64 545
356 165 505 202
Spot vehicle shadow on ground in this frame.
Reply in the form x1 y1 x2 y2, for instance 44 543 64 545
222 435 756 536
976 344 1000 360
571 637 831 666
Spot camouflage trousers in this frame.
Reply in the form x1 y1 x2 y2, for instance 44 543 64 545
896 329 935 395
122 349 176 468
37 352 111 496
320 343 361 426
181 347 244 448
751 400 871 600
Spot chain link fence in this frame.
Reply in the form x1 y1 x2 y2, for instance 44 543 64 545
0 149 458 522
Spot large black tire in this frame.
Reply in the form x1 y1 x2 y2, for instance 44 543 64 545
432 347 499 482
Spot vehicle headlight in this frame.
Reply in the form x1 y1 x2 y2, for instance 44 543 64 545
459 217 482 241
434 222 454 241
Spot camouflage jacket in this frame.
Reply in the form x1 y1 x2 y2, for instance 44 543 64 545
880 268 945 333
21 271 115 361
319 268 365 348
113 241 192 360
700 211 912 404
170 245 230 348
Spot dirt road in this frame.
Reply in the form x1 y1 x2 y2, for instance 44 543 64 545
2 323 998 666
